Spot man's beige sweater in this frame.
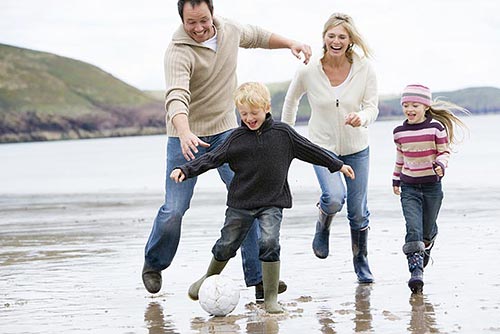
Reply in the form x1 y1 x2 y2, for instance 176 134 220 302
164 17 272 137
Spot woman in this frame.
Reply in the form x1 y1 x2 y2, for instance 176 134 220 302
281 13 378 283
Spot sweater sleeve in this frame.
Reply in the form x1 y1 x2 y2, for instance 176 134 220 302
281 66 306 126
285 124 343 172
177 136 231 179
164 45 192 123
358 61 379 127
226 18 272 49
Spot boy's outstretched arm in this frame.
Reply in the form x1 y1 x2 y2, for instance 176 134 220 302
170 169 186 183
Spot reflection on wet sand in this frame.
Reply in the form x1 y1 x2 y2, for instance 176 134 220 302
144 302 179 334
408 294 439 334
354 284 373 332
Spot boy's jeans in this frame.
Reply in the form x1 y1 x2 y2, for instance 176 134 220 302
400 182 442 244
144 129 262 286
313 147 370 231
212 206 283 263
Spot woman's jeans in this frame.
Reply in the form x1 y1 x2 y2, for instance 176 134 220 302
144 130 262 286
313 147 370 231
400 182 442 245
212 206 283 263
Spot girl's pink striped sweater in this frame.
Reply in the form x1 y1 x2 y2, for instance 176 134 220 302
392 115 450 186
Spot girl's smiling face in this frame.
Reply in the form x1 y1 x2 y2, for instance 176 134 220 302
402 102 427 124
237 104 269 130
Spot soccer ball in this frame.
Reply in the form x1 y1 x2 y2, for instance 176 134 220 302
198 274 240 316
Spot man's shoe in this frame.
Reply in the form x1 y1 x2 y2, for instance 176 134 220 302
255 280 287 301
142 263 162 294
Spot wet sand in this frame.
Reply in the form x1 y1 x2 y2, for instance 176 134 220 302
1 185 500 334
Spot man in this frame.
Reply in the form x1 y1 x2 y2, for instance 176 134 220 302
142 0 312 300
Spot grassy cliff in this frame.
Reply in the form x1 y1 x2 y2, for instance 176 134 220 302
0 43 165 143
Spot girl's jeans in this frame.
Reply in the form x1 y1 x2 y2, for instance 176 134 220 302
212 206 283 263
313 147 370 231
144 129 262 286
400 182 442 245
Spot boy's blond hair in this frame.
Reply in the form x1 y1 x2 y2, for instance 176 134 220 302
233 82 271 112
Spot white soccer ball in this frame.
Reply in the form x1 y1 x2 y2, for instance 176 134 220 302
198 274 240 316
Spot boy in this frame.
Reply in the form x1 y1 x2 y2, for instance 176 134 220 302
170 82 355 313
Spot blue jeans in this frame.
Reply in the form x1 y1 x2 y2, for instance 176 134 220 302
400 182 442 245
144 129 262 286
313 147 370 230
213 206 283 263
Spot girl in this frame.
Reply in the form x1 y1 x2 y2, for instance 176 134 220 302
392 84 468 293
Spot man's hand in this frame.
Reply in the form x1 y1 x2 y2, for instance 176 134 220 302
170 169 186 183
179 131 210 161
290 41 312 65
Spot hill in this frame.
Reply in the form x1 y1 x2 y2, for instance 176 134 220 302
0 43 165 143
267 82 500 122
1 43 499 143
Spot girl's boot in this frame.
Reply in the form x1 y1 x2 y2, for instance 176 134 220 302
423 241 435 268
403 241 426 293
350 227 374 283
262 261 284 313
188 256 228 300
312 205 335 259
407 252 424 293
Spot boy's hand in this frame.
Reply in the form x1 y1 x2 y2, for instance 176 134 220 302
340 164 355 179
393 186 400 196
170 169 186 183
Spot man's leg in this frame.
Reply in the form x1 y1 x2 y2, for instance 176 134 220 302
142 137 198 293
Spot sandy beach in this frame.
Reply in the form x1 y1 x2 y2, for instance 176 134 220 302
2 115 500 333
1 185 500 334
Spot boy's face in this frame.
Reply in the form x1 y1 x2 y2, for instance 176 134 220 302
237 104 269 131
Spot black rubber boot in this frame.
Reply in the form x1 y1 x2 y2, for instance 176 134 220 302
351 227 374 283
142 262 162 294
255 280 287 301
312 205 335 259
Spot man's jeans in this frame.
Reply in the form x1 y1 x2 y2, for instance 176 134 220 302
212 206 283 263
313 147 370 231
144 129 262 286
400 182 442 244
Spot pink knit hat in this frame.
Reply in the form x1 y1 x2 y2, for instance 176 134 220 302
400 84 432 106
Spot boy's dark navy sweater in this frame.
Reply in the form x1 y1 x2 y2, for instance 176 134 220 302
178 113 344 210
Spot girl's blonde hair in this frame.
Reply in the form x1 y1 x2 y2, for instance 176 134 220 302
428 99 470 146
233 82 271 112
322 13 373 63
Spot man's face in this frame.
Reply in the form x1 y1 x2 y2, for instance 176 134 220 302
182 2 214 43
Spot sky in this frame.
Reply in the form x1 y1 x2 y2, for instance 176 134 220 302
1 0 499 95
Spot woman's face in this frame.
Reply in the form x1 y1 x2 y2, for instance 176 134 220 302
323 25 351 57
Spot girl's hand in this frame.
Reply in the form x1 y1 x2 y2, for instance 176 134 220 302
170 169 186 183
393 186 400 195
340 164 355 180
433 162 444 177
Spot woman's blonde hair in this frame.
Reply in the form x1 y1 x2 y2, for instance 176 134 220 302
428 99 470 146
233 82 271 112
322 12 373 63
